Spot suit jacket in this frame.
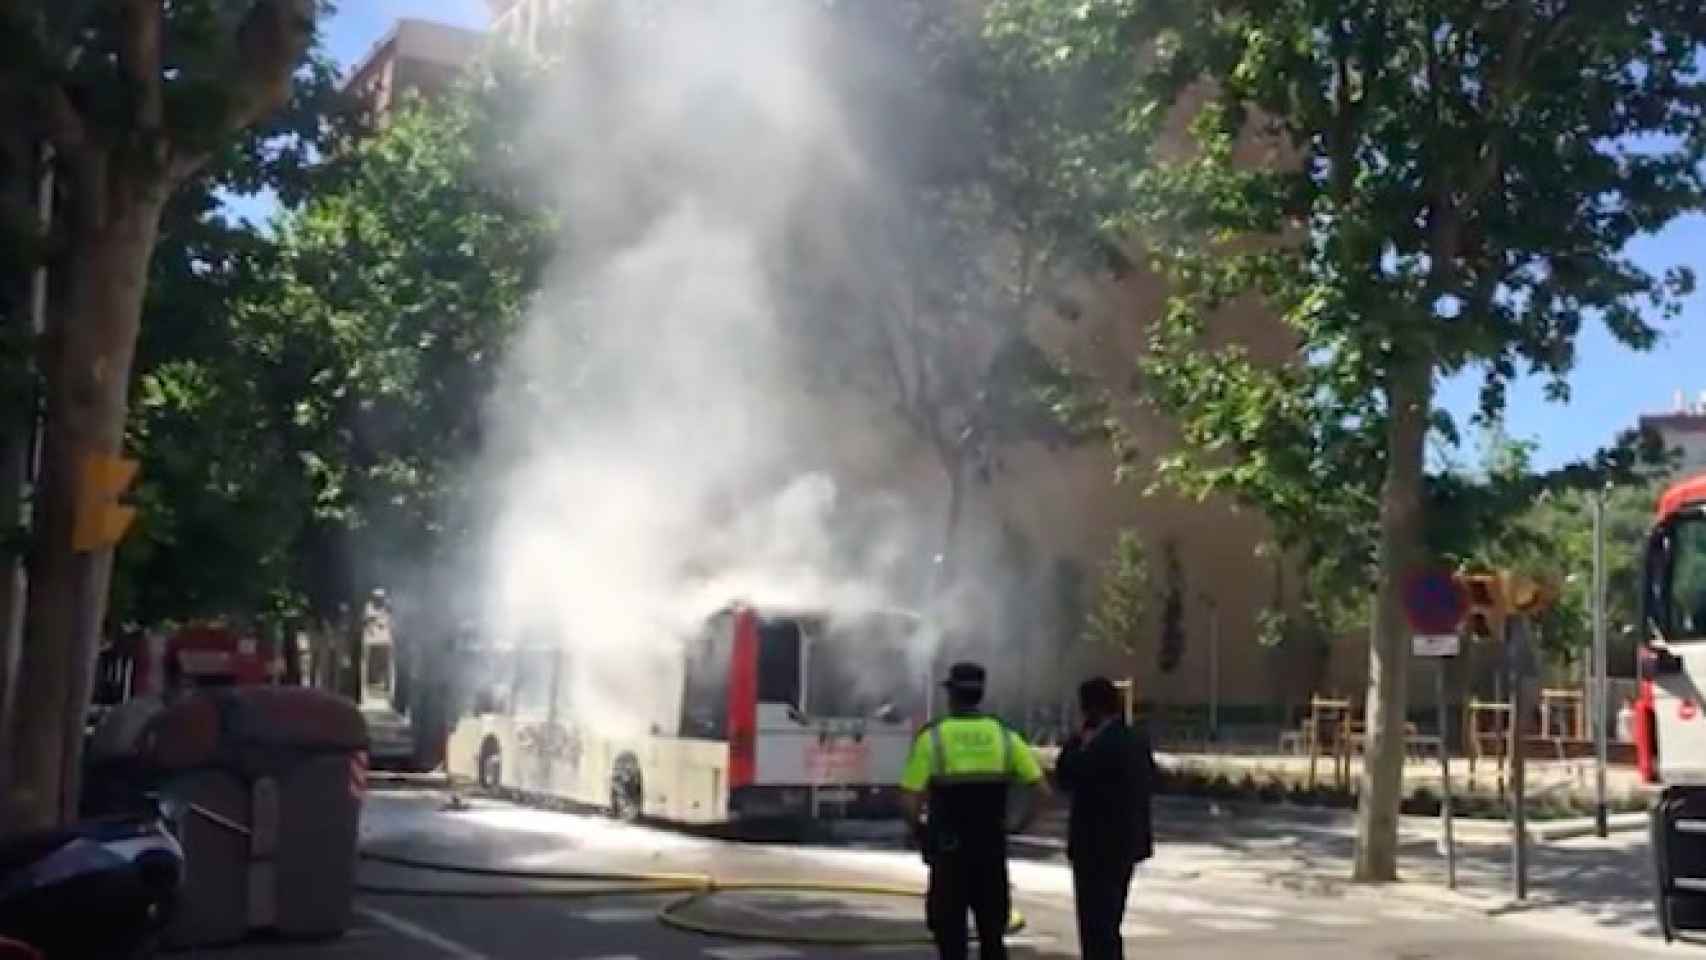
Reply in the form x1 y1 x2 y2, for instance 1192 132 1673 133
1054 718 1154 866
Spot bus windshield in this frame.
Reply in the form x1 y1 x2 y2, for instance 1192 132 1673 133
807 612 924 721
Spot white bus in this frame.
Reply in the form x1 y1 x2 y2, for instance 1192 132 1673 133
444 602 929 826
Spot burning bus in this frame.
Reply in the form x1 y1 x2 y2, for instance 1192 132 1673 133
443 601 929 826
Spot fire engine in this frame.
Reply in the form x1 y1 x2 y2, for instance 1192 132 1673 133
93 621 276 704
1638 473 1706 939
87 620 279 746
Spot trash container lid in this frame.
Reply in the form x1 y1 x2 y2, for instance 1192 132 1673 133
141 687 368 772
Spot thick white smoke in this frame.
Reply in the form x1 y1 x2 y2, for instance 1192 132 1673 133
475 2 949 733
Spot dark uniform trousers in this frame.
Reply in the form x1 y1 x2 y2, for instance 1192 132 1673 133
926 848 1010 960
1072 857 1136 960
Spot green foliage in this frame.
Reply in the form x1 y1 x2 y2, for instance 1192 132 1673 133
116 66 555 625
1157 537 1185 673
989 0 1706 605
112 50 346 625
1084 529 1151 656
984 6 1706 753
782 1 1124 515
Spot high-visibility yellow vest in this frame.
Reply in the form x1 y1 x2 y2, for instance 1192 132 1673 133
899 714 1042 791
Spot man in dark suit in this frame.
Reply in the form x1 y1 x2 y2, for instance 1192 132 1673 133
1055 676 1154 960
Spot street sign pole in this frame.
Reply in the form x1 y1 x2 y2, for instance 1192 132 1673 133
1404 570 1471 892
1438 655 1456 890
1508 616 1531 902
1592 492 1609 838
1208 599 1221 743
1414 633 1460 889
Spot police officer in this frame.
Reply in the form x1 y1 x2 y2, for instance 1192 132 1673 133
900 662 1047 960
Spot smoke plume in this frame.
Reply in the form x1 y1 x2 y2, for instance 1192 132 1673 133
472 1 967 732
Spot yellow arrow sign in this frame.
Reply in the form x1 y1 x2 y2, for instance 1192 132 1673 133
72 454 138 552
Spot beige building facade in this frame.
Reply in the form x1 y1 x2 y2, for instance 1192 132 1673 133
344 18 485 126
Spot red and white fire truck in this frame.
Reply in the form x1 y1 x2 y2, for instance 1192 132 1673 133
93 621 277 705
1636 473 1706 939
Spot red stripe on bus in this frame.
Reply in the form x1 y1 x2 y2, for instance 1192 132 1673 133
1637 676 1659 784
727 607 758 790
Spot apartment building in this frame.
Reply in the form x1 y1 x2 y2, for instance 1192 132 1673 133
1641 391 1706 477
344 18 485 126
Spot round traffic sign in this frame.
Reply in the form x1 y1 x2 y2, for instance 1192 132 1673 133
1402 570 1469 636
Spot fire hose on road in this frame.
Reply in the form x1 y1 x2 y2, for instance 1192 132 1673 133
355 848 1028 948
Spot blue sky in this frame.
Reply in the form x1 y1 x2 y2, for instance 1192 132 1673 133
318 3 1705 472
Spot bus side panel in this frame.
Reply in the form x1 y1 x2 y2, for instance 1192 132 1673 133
727 609 758 790
446 714 521 789
640 737 730 824
445 716 486 783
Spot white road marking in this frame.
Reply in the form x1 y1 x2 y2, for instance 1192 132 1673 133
1120 921 1169 938
355 905 491 960
1129 894 1279 921
1379 907 1455 922
702 948 804 960
577 907 660 923
574 956 642 960
1194 918 1275 933
1126 892 1220 914
1295 913 1369 927
1204 903 1282 920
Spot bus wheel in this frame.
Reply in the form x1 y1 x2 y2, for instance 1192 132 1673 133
478 737 502 791
610 755 643 823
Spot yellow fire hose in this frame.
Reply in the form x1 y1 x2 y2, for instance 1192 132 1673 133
357 849 1027 948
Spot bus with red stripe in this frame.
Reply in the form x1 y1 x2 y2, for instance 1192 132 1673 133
444 602 928 826
1638 473 1706 939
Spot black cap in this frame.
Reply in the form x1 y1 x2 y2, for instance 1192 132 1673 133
941 662 986 691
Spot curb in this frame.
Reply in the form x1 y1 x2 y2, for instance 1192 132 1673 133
1527 811 1648 842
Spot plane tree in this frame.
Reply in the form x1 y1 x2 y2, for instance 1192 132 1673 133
991 0 1706 880
0 0 322 832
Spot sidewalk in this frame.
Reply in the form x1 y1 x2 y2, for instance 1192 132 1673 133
1069 796 1672 953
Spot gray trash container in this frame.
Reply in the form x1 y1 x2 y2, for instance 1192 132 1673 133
136 687 368 948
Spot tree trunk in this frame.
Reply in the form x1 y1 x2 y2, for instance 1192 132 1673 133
1353 358 1433 882
0 141 49 804
3 195 164 832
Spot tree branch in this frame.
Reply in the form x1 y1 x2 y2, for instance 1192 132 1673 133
120 0 164 133
33 85 87 155
1429 2 1571 295
1461 1 1576 210
1328 24 1358 207
168 0 315 183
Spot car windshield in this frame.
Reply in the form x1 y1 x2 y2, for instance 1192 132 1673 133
1667 515 1706 642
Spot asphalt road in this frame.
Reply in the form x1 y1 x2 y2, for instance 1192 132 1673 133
180 790 1651 960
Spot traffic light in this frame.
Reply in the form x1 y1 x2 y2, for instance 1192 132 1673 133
71 454 138 552
1459 573 1507 641
1502 571 1558 616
